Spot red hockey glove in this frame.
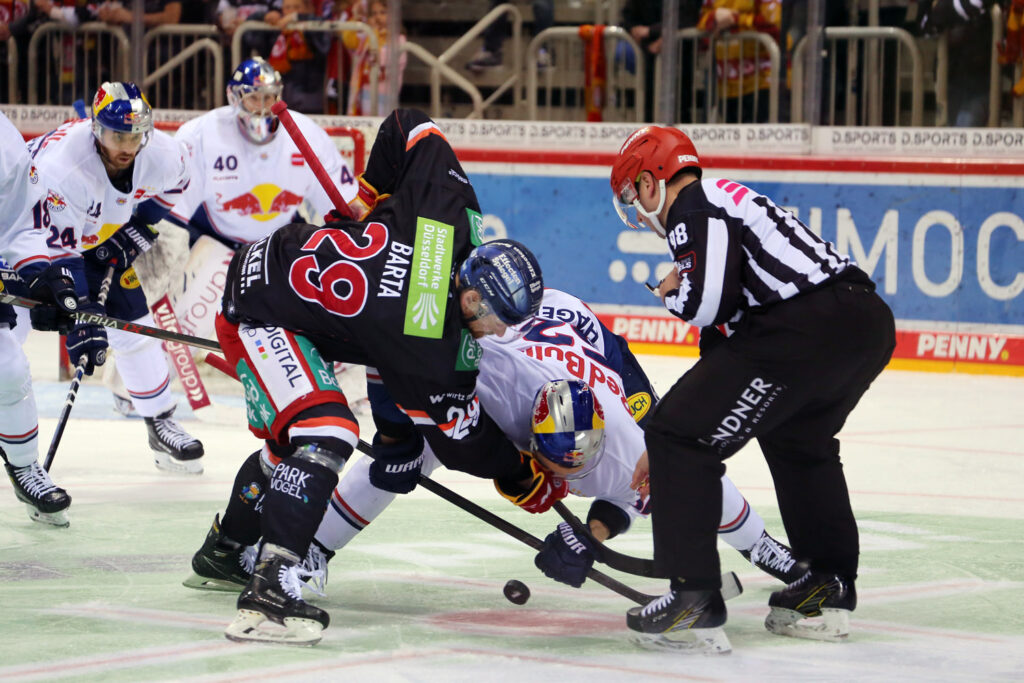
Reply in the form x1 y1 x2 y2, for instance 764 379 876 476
494 452 569 514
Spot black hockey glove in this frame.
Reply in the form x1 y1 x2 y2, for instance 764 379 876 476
65 302 108 375
368 431 425 494
534 521 596 588
91 218 157 268
18 261 79 333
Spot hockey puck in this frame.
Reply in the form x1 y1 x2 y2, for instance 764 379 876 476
503 579 530 605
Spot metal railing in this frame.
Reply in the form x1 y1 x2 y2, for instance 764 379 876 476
526 25 644 122
143 25 223 110
791 26 922 126
654 28 780 124
28 22 130 105
5 37 17 104
403 40 485 119
233 20 379 115
436 3 521 117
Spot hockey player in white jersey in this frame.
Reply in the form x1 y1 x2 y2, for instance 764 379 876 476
18 82 206 474
169 57 356 251
184 287 806 593
150 57 357 352
0 111 80 526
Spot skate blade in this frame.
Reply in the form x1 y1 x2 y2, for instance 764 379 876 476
26 505 70 528
631 626 732 655
153 451 204 475
182 572 245 592
224 609 323 646
765 606 850 642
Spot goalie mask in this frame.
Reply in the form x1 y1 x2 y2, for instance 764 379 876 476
457 239 544 325
610 126 701 238
91 81 153 167
531 379 606 477
227 57 283 145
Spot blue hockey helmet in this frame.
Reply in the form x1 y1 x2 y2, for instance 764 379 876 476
531 379 606 474
226 57 283 144
91 81 153 149
457 239 543 325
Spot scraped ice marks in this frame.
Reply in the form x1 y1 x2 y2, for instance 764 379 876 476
428 609 621 637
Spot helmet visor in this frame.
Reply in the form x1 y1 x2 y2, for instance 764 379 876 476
612 176 644 231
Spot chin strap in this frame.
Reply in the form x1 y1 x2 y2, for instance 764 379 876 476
634 179 668 237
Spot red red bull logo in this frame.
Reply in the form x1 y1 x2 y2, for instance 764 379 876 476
216 183 304 222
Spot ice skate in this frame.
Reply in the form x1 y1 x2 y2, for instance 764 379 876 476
2 454 71 527
225 544 330 646
740 530 810 584
145 406 204 474
626 587 731 655
299 540 334 597
765 570 856 642
183 513 255 591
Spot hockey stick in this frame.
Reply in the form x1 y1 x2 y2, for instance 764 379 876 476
552 501 659 578
44 266 116 471
271 100 354 219
0 290 223 353
349 440 660 605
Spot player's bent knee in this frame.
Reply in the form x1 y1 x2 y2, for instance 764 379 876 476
291 443 349 474
369 430 424 494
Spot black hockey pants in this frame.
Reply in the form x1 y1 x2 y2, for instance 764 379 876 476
644 269 895 585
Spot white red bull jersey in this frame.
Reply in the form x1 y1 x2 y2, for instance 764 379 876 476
21 120 190 260
171 107 356 246
0 112 48 272
477 302 647 522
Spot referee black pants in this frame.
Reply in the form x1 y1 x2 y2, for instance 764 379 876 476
644 271 896 585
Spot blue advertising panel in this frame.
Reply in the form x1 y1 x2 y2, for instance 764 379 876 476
470 170 1024 327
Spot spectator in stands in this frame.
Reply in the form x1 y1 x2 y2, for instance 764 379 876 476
0 0 29 101
697 0 782 123
320 0 357 114
95 0 181 28
919 0 996 127
268 0 331 113
216 0 282 58
6 0 86 104
342 0 405 115
621 0 702 123
465 0 554 72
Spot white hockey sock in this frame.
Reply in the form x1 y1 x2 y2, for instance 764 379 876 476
108 313 175 418
314 456 396 551
717 475 765 552
0 325 40 468
314 445 441 552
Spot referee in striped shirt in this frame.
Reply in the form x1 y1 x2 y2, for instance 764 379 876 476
611 126 895 652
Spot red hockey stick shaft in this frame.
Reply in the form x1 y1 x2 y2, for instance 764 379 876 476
271 100 354 219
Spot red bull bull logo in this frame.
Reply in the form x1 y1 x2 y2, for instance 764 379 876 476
216 183 304 222
46 190 68 212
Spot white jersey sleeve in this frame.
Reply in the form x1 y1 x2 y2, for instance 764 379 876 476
0 113 49 271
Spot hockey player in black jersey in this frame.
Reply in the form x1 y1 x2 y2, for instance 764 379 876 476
196 109 559 645
611 126 896 652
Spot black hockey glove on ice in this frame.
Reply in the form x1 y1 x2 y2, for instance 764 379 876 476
534 521 596 588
